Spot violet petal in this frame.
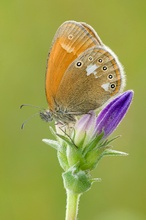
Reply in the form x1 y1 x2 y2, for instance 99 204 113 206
95 90 134 138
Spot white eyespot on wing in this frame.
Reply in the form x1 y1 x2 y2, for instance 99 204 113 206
101 83 110 91
86 64 99 76
60 43 74 53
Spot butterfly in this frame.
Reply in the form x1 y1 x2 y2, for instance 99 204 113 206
40 20 125 124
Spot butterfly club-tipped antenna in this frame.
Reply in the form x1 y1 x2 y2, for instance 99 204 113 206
20 104 44 110
20 104 51 129
21 112 40 129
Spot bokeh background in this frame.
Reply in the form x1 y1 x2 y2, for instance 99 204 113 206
1 0 145 219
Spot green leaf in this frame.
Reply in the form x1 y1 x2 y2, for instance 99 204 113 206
62 165 91 194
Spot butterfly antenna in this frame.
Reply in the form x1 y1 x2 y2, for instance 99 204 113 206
21 112 39 129
20 104 45 129
20 104 45 110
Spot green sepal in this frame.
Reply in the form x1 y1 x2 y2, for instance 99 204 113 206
56 133 77 149
42 139 61 151
49 126 57 137
62 165 91 194
91 178 102 183
57 150 69 171
57 133 85 167
105 135 121 146
81 147 106 171
102 149 128 156
82 132 104 156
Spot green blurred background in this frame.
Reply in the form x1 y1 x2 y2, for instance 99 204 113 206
1 0 145 219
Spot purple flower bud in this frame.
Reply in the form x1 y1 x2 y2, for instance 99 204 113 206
74 111 96 146
95 90 134 138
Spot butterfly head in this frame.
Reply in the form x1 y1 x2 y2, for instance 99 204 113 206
40 108 77 124
40 110 53 122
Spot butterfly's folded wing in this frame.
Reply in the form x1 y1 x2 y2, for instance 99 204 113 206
45 21 102 110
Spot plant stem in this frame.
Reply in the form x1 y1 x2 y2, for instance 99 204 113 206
65 190 81 220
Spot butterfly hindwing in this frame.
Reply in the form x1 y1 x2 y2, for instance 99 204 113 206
55 45 125 113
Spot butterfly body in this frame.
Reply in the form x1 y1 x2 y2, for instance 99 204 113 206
42 21 125 124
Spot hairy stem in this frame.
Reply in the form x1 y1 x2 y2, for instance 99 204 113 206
65 190 81 220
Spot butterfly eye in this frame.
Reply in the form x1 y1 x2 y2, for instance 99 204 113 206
110 83 116 90
108 74 113 80
98 58 103 63
68 34 74 40
75 61 83 68
102 66 108 71
88 56 93 61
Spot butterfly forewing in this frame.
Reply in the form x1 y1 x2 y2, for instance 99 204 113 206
45 21 102 110
81 22 103 45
